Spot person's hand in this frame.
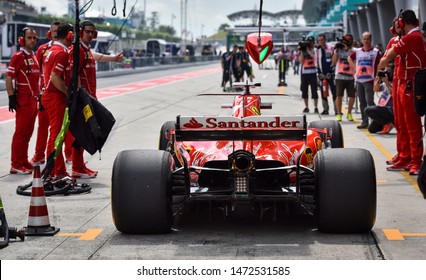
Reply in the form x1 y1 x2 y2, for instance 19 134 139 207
373 77 381 92
38 96 45 111
8 95 18 112
116 51 124 63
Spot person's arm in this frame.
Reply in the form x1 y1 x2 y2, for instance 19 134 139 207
382 75 392 95
374 51 383 76
306 48 315 60
93 51 124 62
331 49 338 65
378 47 397 70
5 76 14 97
226 53 232 62
5 75 19 112
348 51 356 70
50 72 68 95
299 52 305 65
373 77 382 92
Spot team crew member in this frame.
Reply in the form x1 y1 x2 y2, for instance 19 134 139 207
316 34 336 115
67 20 123 178
30 21 60 166
299 36 319 113
383 18 403 166
230 45 241 83
221 45 232 91
349 32 382 129
74 20 124 99
378 9 426 175
5 27 40 174
238 46 253 82
41 23 74 178
332 34 355 122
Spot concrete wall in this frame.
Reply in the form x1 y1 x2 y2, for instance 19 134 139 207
347 0 422 45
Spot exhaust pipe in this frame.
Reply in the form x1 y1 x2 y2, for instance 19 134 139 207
229 150 255 174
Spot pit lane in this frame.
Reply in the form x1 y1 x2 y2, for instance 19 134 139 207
0 63 425 260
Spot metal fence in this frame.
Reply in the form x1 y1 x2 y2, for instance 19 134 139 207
97 54 221 72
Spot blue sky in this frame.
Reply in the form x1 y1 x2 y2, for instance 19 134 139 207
30 0 303 37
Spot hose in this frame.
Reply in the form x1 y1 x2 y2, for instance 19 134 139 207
16 177 91 197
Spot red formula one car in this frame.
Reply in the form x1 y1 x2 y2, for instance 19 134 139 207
111 81 377 234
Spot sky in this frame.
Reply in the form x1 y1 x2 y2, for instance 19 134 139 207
29 0 303 37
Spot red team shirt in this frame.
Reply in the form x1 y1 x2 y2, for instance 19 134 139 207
69 42 97 98
7 49 40 98
36 41 53 90
43 41 71 94
393 28 426 81
385 36 401 79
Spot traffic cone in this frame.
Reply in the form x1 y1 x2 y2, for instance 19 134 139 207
24 165 60 236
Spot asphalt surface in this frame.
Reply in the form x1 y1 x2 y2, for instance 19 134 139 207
0 60 426 262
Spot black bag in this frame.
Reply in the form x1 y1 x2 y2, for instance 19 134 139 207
414 69 426 116
68 88 116 155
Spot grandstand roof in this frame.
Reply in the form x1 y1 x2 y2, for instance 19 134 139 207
227 10 303 25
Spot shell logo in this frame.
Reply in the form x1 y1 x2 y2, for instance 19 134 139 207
305 146 314 165
250 106 260 116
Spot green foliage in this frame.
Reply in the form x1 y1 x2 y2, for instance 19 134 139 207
158 25 176 36
218 23 230 31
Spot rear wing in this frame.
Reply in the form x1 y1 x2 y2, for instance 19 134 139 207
175 115 307 141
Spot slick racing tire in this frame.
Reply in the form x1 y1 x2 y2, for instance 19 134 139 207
314 148 376 233
159 121 175 151
112 149 173 234
309 120 344 148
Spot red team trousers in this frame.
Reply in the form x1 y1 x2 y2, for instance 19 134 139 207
394 80 423 167
11 96 38 168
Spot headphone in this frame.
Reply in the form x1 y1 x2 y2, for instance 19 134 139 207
390 26 396 35
46 30 52 39
80 20 98 39
66 29 75 42
18 27 38 47
398 9 419 29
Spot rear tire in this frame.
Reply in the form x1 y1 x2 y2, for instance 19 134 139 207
159 121 175 151
112 149 173 234
315 148 376 233
309 120 344 148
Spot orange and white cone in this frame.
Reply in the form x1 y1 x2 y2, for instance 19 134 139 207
24 165 60 236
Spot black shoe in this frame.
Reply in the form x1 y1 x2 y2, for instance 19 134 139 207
314 108 319 114
321 110 329 115
303 108 309 113
357 123 368 129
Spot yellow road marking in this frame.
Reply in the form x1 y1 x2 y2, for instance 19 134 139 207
58 228 103 240
383 229 426 240
342 108 422 195
279 86 284 94
376 179 388 183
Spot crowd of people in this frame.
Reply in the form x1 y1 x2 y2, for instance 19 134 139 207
296 9 426 175
219 9 426 176
5 20 123 178
220 44 254 91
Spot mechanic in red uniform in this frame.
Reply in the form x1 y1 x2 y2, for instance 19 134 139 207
5 27 40 174
379 9 426 175
67 20 123 178
41 23 74 178
29 21 60 166
75 20 124 99
382 18 403 166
